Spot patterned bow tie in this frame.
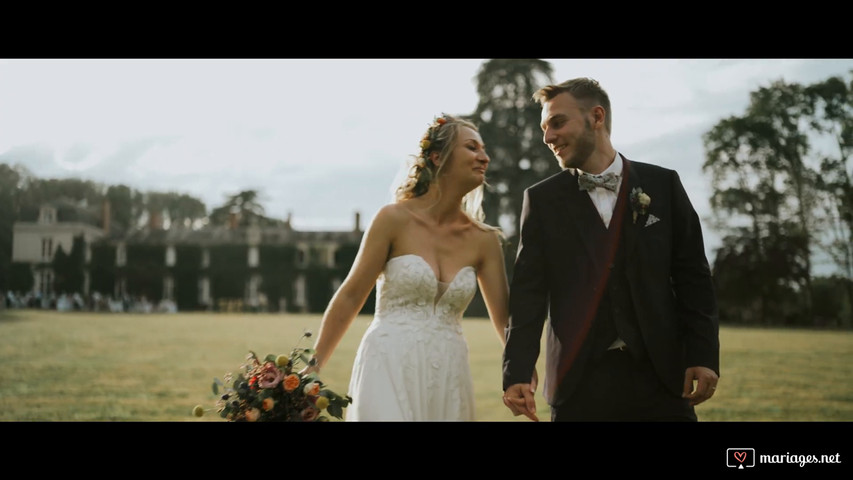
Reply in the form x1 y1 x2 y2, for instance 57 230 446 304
578 172 620 192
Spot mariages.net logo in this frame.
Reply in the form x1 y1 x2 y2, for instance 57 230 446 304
727 448 756 469
727 448 843 469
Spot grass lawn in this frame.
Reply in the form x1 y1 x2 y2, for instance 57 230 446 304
0 309 851 422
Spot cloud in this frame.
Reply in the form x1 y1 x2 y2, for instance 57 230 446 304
2 57 852 266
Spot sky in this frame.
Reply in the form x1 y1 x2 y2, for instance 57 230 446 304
2 58 852 266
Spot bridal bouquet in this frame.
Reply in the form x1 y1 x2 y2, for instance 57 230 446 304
192 331 351 422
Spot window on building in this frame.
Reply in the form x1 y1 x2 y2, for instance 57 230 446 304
328 246 337 268
294 274 306 309
247 274 261 308
116 243 127 267
41 237 53 261
166 246 176 267
39 207 56 225
198 277 210 305
248 246 259 267
163 275 174 300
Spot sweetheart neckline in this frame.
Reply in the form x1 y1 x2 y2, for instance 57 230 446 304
387 254 475 286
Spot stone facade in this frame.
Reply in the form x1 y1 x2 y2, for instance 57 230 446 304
11 204 364 313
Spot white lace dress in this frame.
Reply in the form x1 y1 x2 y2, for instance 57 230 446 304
346 254 478 421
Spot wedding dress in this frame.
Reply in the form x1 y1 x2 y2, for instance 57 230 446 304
346 254 478 421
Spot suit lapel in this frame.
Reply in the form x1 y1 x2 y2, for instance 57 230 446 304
553 170 599 263
621 157 643 259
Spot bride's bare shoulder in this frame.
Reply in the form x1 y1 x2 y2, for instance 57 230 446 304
370 203 412 230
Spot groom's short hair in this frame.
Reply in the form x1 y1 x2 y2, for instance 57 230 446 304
533 77 612 134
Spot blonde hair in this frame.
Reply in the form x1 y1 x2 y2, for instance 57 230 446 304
394 113 499 234
533 77 612 134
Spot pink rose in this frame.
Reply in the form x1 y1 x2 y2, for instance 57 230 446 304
300 407 319 422
303 382 320 396
257 362 284 389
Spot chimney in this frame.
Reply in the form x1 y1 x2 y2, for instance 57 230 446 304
102 200 111 235
229 206 241 230
149 210 163 230
354 211 361 232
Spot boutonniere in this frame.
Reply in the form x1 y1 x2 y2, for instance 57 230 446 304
630 187 651 224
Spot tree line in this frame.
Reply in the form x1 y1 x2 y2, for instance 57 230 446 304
701 71 852 328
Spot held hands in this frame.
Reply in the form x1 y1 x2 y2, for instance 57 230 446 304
503 369 540 422
682 366 719 406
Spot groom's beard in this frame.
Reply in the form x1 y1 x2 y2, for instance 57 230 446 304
558 119 595 170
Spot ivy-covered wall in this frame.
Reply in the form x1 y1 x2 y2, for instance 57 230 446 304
77 235 366 313
125 244 166 301
173 245 201 310
8 262 33 293
209 245 248 302
332 243 375 314
51 235 86 295
89 243 115 295
259 244 296 312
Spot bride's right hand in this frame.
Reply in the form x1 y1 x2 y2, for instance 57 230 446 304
299 357 321 376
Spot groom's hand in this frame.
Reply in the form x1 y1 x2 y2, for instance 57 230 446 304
503 383 539 422
682 366 719 406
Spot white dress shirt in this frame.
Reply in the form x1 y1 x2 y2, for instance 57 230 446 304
577 151 623 228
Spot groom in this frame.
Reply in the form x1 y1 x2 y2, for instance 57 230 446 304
502 78 720 422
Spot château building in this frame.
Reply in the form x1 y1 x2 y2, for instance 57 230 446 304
11 202 366 313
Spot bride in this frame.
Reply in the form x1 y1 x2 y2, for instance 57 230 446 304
305 114 522 421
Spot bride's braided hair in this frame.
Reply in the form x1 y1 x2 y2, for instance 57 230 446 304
394 114 500 235
395 113 474 201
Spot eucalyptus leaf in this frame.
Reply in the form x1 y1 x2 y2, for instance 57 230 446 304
327 404 343 419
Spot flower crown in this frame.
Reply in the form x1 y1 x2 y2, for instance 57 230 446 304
419 115 448 158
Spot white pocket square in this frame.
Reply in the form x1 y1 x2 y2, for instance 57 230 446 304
644 214 660 227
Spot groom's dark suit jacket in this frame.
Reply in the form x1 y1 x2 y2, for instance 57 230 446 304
503 156 720 406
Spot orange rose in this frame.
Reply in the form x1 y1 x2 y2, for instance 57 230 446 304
262 397 275 411
245 407 261 422
282 374 300 392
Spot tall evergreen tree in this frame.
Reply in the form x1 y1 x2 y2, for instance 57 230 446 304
467 59 559 276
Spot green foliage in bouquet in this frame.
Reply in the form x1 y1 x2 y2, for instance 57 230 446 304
194 331 351 422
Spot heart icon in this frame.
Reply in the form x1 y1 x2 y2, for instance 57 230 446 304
734 451 747 463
